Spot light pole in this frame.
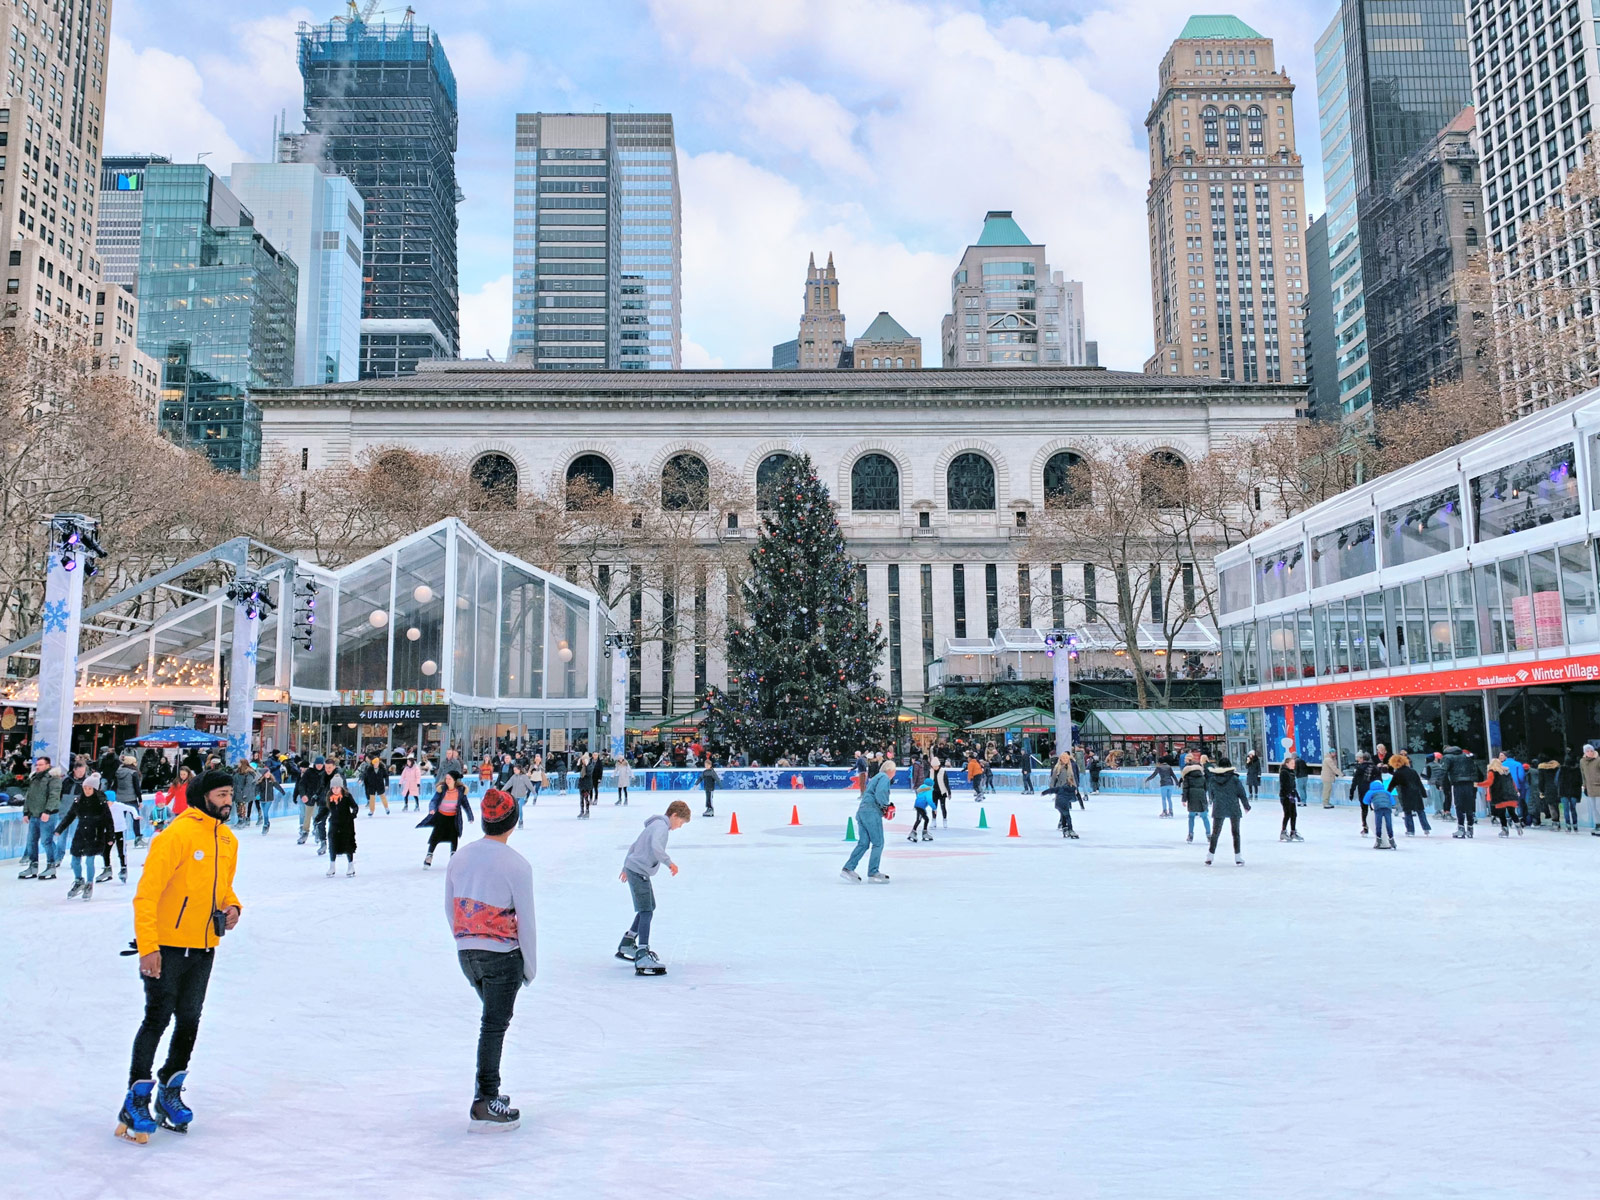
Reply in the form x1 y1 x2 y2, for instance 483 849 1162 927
1044 629 1077 759
604 632 632 759
32 514 105 763
223 571 274 765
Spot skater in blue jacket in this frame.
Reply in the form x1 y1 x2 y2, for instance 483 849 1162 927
908 777 935 842
1365 777 1397 849
842 759 896 883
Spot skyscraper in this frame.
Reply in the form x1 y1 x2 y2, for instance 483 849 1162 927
508 112 682 369
291 11 459 377
1144 16 1306 383
97 155 170 292
228 162 365 385
137 165 298 475
1314 1 1473 418
941 212 1087 368
797 251 846 368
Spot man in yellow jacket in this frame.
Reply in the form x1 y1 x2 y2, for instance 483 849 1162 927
116 770 242 1142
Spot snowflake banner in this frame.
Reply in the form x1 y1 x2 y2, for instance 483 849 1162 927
224 600 260 766
33 555 86 764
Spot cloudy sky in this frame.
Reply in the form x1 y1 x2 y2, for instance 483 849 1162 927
106 0 1331 371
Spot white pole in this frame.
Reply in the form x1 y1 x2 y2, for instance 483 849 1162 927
224 573 263 765
1049 628 1073 758
32 520 90 765
609 635 629 758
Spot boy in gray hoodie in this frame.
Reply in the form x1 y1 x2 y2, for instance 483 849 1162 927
617 799 691 975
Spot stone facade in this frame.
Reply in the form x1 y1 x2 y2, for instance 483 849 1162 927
259 363 1301 714
797 252 847 368
852 311 921 369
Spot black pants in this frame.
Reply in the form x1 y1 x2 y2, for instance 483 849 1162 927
1021 771 1033 793
428 821 459 853
458 948 523 1100
1452 782 1477 826
912 807 930 833
112 831 126 870
1279 797 1297 833
702 785 714 813
129 946 215 1086
1055 804 1074 832
1208 813 1241 854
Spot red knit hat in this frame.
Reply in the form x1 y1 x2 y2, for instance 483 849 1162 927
481 787 517 834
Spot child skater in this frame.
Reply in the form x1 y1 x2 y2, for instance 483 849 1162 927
326 778 359 876
616 799 691 976
909 774 935 842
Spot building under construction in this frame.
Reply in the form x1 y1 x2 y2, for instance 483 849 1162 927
288 6 460 377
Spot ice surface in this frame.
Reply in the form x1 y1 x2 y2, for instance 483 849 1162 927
5 788 1596 1200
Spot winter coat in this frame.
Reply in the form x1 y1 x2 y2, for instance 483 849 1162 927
1278 764 1300 800
132 806 242 958
400 764 422 796
1363 779 1395 811
23 767 63 818
1425 757 1450 788
1349 761 1375 803
327 794 359 857
914 781 935 809
1536 760 1562 803
701 765 718 792
56 790 115 856
294 768 331 806
1581 754 1600 797
115 764 141 804
231 769 255 806
931 765 953 800
1145 763 1177 787
1245 756 1262 787
859 770 893 817
1489 768 1521 811
1206 766 1249 820
361 762 388 794
417 787 474 837
1179 764 1209 812
1320 756 1338 790
1443 748 1480 787
1386 764 1426 812
614 761 632 789
1558 763 1584 799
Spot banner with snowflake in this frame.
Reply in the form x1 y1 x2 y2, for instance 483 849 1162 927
33 557 86 764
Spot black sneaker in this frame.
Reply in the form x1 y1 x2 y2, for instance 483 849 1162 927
469 1096 520 1132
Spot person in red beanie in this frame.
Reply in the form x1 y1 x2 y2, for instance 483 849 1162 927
443 787 536 1132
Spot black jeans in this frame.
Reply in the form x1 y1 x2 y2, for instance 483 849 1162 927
1452 782 1477 826
1208 814 1241 854
129 946 215 1086
702 785 714 812
458 948 524 1100
1279 797 1297 833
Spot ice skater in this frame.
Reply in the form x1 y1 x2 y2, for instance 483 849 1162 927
1180 754 1211 844
1488 760 1522 837
617 799 691 974
325 779 359 876
116 770 242 1144
909 775 934 841
1365 775 1396 849
842 759 897 883
1387 752 1430 837
399 757 422 812
1147 757 1178 818
106 787 140 884
1278 753 1303 841
55 771 114 900
1204 755 1250 865
613 754 631 805
1349 751 1375 835
1558 750 1583 831
1444 745 1479 837
1245 750 1263 807
361 754 390 816
700 756 718 817
930 754 952 827
506 762 534 827
1046 751 1079 839
421 770 474 867
444 788 536 1131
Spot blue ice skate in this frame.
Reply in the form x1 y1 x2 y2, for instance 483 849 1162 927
115 1080 157 1144
155 1071 192 1132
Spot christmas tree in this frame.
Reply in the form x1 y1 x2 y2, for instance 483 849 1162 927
703 454 893 762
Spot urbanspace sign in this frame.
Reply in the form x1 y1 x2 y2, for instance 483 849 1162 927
1222 651 1600 710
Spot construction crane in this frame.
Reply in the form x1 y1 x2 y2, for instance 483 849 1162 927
341 1 414 24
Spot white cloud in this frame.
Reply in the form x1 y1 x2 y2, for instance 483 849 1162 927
105 36 248 166
440 31 532 98
459 273 513 361
742 80 873 179
196 9 315 161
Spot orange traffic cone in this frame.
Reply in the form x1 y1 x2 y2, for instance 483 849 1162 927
789 805 801 826
1007 814 1020 838
728 812 740 835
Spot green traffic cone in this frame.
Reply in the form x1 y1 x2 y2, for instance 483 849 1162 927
844 816 856 842
978 807 989 829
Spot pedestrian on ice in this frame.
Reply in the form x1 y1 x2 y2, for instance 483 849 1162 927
421 769 474 868
1488 760 1522 837
106 791 139 884
116 770 242 1144
1278 754 1303 841
1426 751 1450 815
613 754 631 806
361 754 390 816
1180 753 1211 844
16 755 63 881
1087 750 1103 793
325 779 359 877
1444 745 1479 836
399 757 422 813
700 756 718 818
1204 755 1250 866
617 798 690 975
1386 752 1430 837
1349 752 1375 835
444 787 536 1132
530 754 547 806
55 771 114 900
1146 757 1178 818
965 753 983 799
1244 750 1263 806
506 763 533 827
1365 775 1396 849
1557 750 1583 832
293 757 331 848
1046 751 1079 839
909 775 935 842
842 759 897 884
1021 748 1036 794
1320 751 1338 809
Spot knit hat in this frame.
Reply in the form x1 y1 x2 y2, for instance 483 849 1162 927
481 787 517 836
192 769 236 817
83 772 103 791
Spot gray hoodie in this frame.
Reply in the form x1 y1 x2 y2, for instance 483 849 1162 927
623 814 675 877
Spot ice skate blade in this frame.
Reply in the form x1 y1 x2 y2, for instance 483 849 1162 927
113 1124 150 1144
468 1118 520 1133
635 965 667 976
615 950 638 961
157 1119 188 1134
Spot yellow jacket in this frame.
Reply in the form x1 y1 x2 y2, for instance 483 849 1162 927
133 806 242 957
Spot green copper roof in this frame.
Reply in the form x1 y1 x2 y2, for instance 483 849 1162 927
1178 15 1262 40
857 311 913 343
974 210 1033 246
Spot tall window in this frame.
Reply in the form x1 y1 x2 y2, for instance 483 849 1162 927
920 564 935 693
1018 565 1032 628
953 564 967 637
1150 564 1165 622
660 571 676 714
947 452 996 510
661 453 709 511
1246 106 1264 153
1202 107 1219 149
851 453 900 511
628 567 642 714
1142 451 1187 507
693 567 707 700
1043 451 1090 508
756 452 792 510
565 454 613 510
1224 107 1241 154
1083 564 1098 621
887 564 903 699
985 563 999 638
469 453 518 511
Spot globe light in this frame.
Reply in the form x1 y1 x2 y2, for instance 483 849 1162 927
558 647 574 663
420 660 438 676
406 627 422 642
369 609 389 629
413 585 434 604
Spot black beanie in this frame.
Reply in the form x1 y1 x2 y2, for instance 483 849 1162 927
192 769 236 816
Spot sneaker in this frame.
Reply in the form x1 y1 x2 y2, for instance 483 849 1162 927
68 880 84 898
867 872 891 884
839 868 861 882
469 1096 520 1132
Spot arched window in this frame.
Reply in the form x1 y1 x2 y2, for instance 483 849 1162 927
1466 226 1479 247
469 453 518 511
1246 106 1264 152
1142 450 1188 508
1042 451 1090 509
851 453 900 511
1202 107 1219 150
756 452 792 510
1224 107 1241 154
661 453 709 511
872 357 881 368
895 357 904 368
947 452 996 511
565 453 614 510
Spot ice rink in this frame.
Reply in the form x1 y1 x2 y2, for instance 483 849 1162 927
5 785 1596 1200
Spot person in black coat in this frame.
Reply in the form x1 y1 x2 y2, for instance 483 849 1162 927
1557 750 1583 831
1244 751 1263 802
1204 758 1251 865
325 779 359 876
55 771 115 898
1385 752 1431 836
1348 752 1376 835
1179 756 1211 844
1277 755 1303 841
419 770 474 867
